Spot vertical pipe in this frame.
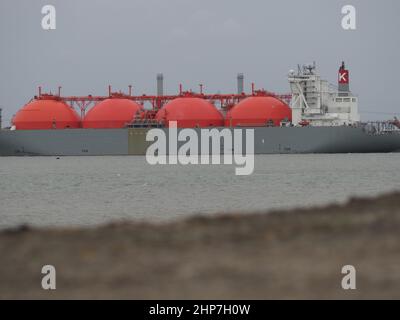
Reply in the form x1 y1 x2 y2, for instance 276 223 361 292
237 73 244 95
108 85 112 97
251 82 255 95
199 84 203 95
0 107 2 129
179 84 183 95
157 73 164 96
81 108 85 123
38 86 42 97
129 85 132 96
58 86 62 97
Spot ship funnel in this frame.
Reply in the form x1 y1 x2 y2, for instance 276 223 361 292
237 73 244 94
338 61 350 95
157 73 164 96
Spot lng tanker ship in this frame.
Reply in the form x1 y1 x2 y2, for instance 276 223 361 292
1 62 400 156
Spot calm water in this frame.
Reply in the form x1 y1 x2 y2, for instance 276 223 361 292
1 154 400 229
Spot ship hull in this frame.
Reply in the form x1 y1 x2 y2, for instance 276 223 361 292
1 126 400 156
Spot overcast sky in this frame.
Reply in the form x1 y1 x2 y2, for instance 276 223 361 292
1 0 399 124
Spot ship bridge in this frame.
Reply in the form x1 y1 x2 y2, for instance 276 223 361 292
289 62 360 127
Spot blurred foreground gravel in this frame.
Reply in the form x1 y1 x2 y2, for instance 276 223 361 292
1 192 400 299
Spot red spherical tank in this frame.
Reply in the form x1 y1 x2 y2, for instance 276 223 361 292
12 99 81 130
155 97 224 128
225 96 292 127
83 98 143 129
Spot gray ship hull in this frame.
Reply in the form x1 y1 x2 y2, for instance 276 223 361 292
1 126 400 156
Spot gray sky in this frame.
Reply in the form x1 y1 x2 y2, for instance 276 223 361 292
1 0 399 124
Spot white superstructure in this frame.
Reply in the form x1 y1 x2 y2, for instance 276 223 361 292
288 62 360 126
